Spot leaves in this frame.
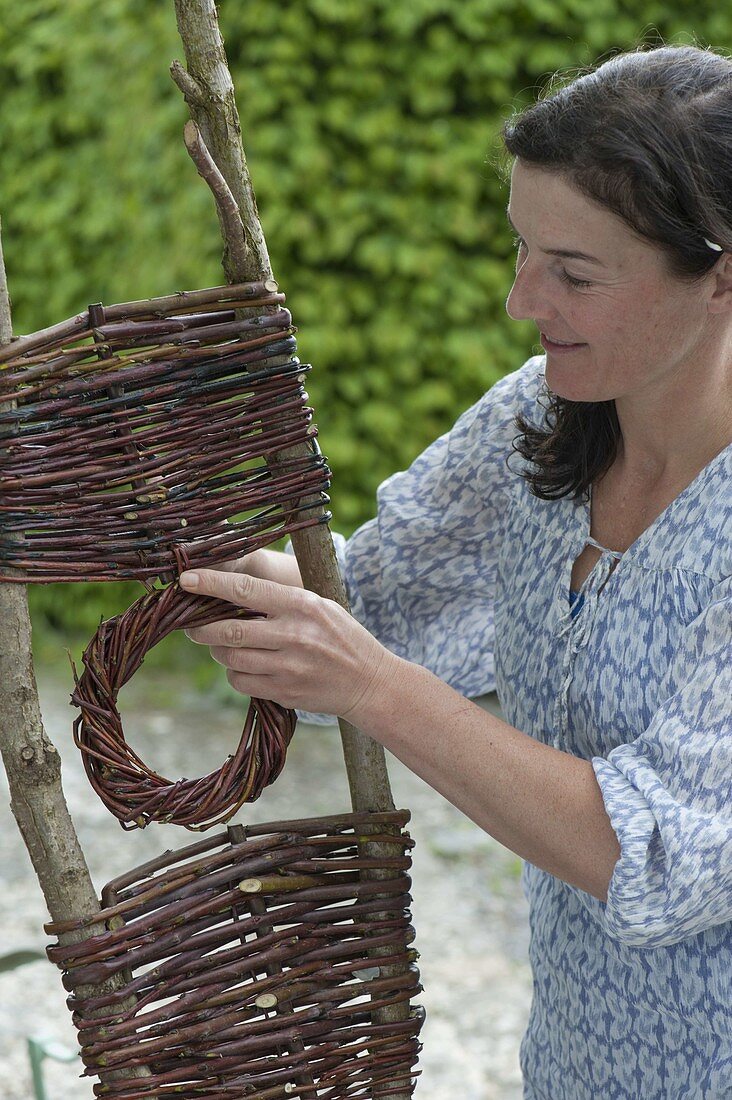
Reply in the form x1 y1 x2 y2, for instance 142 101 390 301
1 0 728 627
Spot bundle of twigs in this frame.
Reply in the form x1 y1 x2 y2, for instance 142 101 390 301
0 281 330 582
71 582 296 830
46 812 424 1099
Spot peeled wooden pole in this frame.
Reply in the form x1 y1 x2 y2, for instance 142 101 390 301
171 4 415 1092
171 0 397 817
0 227 151 1081
0 227 102 927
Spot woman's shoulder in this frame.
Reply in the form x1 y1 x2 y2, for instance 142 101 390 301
633 442 732 583
443 354 548 469
371 354 547 520
428 354 549 510
471 353 548 425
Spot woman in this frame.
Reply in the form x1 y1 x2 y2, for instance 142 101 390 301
181 45 731 1098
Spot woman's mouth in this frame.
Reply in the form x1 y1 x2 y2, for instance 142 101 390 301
540 333 587 354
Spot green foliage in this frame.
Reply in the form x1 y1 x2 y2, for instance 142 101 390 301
0 0 728 631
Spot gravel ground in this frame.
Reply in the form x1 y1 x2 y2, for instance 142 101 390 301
0 658 531 1099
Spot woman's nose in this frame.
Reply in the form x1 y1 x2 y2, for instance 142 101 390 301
505 260 554 324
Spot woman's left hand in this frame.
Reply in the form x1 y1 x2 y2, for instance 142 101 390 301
179 568 397 719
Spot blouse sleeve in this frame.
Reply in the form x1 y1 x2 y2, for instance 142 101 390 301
592 575 732 948
338 358 542 698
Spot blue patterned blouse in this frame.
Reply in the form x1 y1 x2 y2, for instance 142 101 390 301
336 356 732 1099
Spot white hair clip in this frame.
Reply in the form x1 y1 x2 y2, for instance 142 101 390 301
704 237 723 252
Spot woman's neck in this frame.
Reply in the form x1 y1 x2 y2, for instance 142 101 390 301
613 345 732 487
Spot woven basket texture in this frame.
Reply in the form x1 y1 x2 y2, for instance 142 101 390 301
0 281 330 583
46 812 423 1099
70 582 298 831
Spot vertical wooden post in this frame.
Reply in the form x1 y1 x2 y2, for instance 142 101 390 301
0 225 150 1078
171 7 416 1094
0 225 104 932
171 0 397 817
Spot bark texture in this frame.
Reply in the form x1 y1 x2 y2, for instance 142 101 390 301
171 0 397 818
0 225 150 1078
171 8 414 1094
0 224 101 933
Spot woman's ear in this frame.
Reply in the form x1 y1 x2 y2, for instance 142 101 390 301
706 252 732 313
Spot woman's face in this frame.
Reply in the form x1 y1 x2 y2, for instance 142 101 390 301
505 160 718 405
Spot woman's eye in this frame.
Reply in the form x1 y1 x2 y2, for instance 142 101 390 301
559 269 593 289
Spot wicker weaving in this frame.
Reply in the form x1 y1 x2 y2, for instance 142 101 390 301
3 282 423 1093
46 813 423 1099
0 2 424 1094
0 281 330 583
70 582 297 830
1 275 424 1093
0 280 336 828
3 276 429 1090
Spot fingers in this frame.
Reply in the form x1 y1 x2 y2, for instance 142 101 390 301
180 568 297 614
185 618 278 649
210 645 276 676
226 668 283 703
215 549 264 576
179 565 350 712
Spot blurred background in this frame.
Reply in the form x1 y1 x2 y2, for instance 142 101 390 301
1 0 729 637
0 2 729 1096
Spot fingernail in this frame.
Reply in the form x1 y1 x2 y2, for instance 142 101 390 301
180 571 199 589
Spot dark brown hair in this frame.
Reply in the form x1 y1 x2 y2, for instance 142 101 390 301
502 45 732 499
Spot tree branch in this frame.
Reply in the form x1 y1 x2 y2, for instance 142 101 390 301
170 9 413 1093
0 222 100 931
0 223 150 1081
170 58 206 109
183 119 249 275
171 0 398 816
171 0 271 283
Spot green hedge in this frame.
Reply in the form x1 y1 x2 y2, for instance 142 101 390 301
0 0 727 632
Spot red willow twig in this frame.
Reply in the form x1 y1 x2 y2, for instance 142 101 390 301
0 280 280 366
0 283 331 582
71 582 297 830
45 814 423 1099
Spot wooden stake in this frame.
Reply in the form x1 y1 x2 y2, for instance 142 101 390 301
171 5 415 1092
0 224 151 1079
170 0 398 818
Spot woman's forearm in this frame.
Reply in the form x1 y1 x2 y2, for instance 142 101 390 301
180 567 620 902
348 656 621 902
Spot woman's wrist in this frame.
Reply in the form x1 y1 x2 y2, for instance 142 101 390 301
340 647 419 741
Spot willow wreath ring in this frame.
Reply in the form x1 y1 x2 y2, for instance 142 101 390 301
71 582 296 830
